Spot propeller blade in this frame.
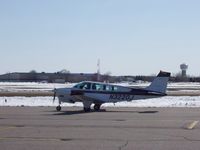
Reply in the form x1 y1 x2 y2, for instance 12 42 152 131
53 88 56 102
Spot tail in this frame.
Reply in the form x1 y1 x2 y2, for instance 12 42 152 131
146 71 171 94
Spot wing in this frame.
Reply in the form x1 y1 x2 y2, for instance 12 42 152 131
71 90 105 104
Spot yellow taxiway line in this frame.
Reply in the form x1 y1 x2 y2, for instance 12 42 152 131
0 126 16 131
186 121 199 130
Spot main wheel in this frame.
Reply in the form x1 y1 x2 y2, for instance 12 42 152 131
84 107 91 112
56 106 61 111
94 104 101 111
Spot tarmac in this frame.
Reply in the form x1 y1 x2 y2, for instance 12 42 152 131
0 106 200 150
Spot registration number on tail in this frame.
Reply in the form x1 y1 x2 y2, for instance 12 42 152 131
109 94 134 101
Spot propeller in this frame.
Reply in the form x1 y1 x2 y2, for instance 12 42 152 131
53 88 56 103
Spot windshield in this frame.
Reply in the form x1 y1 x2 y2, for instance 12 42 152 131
73 82 91 90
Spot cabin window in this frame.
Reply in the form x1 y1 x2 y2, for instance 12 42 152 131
111 86 118 91
103 85 111 91
103 85 106 90
107 85 112 91
92 84 97 90
92 83 102 90
96 84 102 90
100 85 117 91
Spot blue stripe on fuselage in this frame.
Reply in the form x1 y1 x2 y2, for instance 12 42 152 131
70 88 166 96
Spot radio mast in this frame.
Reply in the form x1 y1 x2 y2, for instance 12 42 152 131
97 59 100 81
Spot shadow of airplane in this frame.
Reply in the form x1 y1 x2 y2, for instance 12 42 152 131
103 110 158 114
138 111 158 114
50 109 158 115
50 109 106 115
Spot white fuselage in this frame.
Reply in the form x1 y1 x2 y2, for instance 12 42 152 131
54 71 170 112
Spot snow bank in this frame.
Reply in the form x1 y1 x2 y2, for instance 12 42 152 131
1 82 200 107
1 96 200 107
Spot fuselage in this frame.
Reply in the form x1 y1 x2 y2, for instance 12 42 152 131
56 81 165 104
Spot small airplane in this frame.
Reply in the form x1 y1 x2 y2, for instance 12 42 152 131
53 71 170 112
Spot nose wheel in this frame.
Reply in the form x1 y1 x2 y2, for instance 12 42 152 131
56 105 61 111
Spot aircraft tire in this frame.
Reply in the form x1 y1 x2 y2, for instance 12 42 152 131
56 106 61 111
84 107 91 112
94 104 101 111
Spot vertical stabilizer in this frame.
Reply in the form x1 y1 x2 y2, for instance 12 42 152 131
146 71 170 94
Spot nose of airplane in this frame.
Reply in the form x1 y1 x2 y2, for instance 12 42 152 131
64 88 71 95
52 88 71 103
56 88 71 95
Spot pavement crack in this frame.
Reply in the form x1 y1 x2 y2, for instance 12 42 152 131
183 136 200 142
118 140 128 150
169 134 200 142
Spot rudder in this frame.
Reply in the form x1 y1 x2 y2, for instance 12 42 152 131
146 71 171 94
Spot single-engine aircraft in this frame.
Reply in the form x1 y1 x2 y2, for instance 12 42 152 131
53 71 170 112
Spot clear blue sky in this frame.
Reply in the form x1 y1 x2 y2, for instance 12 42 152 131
0 0 200 76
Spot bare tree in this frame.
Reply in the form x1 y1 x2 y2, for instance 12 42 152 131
29 70 37 73
103 71 112 82
59 69 70 74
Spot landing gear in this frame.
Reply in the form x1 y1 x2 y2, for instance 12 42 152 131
84 107 91 112
56 105 61 111
83 101 92 112
94 104 101 111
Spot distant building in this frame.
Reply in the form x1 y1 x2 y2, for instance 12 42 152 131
1 71 197 83
0 72 100 83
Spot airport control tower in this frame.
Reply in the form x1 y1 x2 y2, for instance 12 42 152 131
180 63 188 77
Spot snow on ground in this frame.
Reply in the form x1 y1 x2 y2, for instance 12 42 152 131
1 82 200 107
0 82 74 92
1 82 200 92
1 96 200 107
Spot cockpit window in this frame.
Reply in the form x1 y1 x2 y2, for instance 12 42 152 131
73 82 91 90
83 83 91 89
73 83 82 89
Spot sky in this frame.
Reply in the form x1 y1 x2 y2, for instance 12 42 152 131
0 0 200 76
